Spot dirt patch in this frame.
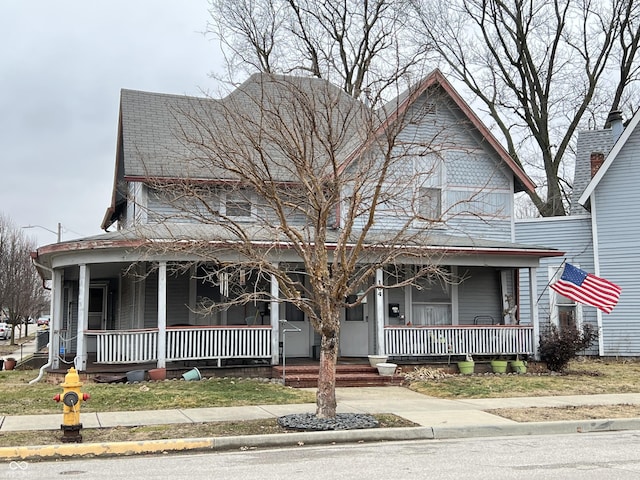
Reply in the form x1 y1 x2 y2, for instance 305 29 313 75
489 404 640 422
0 414 417 448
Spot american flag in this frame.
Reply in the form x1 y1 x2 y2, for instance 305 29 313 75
550 263 622 314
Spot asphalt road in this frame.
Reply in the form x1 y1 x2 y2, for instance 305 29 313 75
5 431 640 480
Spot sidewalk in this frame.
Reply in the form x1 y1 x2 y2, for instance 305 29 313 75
2 329 41 364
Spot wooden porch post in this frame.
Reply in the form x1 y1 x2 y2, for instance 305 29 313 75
76 264 90 371
270 271 280 365
157 261 167 368
529 267 540 359
375 268 385 355
51 268 63 369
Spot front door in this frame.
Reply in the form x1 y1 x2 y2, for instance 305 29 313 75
279 301 311 357
340 295 370 356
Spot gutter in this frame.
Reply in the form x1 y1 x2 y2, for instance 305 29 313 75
27 256 54 385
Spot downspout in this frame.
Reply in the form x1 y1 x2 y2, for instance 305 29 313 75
28 256 54 385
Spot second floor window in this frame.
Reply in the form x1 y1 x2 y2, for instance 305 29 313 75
413 151 445 223
225 190 252 218
419 187 442 221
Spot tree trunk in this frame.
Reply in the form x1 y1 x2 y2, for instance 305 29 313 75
316 332 338 418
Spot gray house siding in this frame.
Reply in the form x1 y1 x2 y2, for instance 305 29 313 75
516 216 597 340
591 130 640 355
457 267 503 325
143 270 159 328
143 269 191 327
352 93 514 241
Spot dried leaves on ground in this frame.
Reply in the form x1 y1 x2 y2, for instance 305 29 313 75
489 404 640 422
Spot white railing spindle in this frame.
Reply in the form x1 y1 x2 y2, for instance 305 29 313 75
384 325 533 357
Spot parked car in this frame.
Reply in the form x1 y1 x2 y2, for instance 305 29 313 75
0 323 11 340
37 316 50 326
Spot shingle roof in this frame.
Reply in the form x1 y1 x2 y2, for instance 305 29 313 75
119 74 369 182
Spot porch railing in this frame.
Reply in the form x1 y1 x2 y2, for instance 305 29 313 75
384 325 534 357
89 326 272 365
166 326 272 366
90 329 159 364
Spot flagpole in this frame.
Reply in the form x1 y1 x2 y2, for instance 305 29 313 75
536 258 567 305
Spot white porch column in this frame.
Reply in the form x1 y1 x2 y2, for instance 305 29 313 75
157 261 167 368
76 264 90 371
529 267 540 359
51 268 63 369
375 268 385 355
270 272 280 365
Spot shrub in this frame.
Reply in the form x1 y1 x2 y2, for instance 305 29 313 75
539 323 598 372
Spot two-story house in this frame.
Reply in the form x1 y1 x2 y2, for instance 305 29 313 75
32 70 560 373
517 109 640 357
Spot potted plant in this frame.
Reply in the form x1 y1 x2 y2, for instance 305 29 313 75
148 367 167 381
510 355 527 374
4 357 17 371
490 356 508 373
457 354 475 375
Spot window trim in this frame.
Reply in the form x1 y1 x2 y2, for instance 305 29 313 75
222 190 254 219
548 264 583 329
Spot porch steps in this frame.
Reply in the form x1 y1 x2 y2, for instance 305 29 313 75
272 364 403 388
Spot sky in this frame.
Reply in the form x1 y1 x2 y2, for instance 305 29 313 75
0 0 222 247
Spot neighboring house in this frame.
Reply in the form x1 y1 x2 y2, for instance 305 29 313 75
517 110 640 356
32 70 560 372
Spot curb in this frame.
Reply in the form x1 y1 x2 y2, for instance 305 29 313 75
2 418 640 461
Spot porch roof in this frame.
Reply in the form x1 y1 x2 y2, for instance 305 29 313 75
32 223 562 279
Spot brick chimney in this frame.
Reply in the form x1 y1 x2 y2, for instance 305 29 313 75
590 152 605 178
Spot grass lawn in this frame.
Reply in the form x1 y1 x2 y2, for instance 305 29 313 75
0 370 315 415
406 359 640 398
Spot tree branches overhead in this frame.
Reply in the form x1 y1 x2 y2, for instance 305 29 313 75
208 0 640 217
412 0 640 216
208 0 428 101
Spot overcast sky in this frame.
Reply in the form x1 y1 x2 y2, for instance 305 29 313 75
0 0 222 247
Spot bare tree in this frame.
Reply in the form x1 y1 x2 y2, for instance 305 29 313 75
0 214 48 344
207 0 428 101
411 0 640 216
134 74 493 418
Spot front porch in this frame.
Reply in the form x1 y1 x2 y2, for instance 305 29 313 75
57 324 535 370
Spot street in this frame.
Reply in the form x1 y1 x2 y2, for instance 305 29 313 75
4 431 640 479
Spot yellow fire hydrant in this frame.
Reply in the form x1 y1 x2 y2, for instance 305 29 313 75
53 367 90 443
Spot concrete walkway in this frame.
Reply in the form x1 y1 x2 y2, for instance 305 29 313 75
2 328 42 364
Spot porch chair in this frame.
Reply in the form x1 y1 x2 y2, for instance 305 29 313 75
473 315 496 325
